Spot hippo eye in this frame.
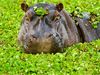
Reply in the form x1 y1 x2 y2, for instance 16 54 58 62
53 15 61 22
26 14 37 22
25 11 36 21
51 11 61 22
46 14 61 23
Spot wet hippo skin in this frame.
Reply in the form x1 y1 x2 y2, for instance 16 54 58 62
18 2 100 53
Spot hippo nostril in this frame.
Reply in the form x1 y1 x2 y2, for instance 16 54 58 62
32 35 37 39
48 34 53 38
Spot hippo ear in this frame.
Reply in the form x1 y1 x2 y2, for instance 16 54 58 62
21 2 29 12
56 3 63 12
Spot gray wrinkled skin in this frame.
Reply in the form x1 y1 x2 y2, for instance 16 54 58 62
18 3 100 53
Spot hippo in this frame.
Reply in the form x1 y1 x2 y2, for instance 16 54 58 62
18 2 100 53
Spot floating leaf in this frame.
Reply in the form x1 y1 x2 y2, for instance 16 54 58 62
34 7 48 16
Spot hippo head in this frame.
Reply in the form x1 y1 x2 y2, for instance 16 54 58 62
18 2 68 53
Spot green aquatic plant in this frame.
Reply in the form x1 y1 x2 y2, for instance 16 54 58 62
34 6 48 16
0 0 100 74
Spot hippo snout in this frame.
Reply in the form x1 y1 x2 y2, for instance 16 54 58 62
23 32 64 53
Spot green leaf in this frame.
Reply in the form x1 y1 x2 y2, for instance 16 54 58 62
34 7 48 16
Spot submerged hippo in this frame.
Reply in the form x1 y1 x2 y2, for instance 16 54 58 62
18 2 100 53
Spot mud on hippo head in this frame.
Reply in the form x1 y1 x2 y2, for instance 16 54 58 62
18 2 77 53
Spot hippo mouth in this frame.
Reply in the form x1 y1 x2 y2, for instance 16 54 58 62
24 33 64 53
